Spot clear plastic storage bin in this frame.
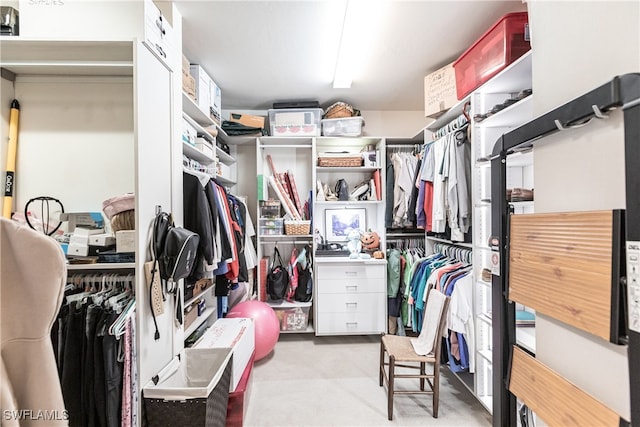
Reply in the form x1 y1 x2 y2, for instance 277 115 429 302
268 108 322 136
321 117 364 137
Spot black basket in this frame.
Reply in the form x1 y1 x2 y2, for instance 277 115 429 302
144 355 232 427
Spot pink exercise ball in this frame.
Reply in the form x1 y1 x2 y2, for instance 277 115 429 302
227 300 280 361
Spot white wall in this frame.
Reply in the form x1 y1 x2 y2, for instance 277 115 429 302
528 0 640 421
11 77 134 219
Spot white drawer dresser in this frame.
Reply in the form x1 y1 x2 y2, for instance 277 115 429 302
314 258 387 335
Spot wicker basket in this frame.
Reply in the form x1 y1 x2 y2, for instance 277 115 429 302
317 156 363 167
324 102 355 119
110 209 135 233
284 220 311 235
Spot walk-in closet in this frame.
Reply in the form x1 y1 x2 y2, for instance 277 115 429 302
1 1 638 426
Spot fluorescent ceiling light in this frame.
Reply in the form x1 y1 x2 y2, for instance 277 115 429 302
333 0 385 89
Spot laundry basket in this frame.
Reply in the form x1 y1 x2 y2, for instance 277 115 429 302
143 348 233 427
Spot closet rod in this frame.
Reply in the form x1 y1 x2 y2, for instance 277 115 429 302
386 232 425 237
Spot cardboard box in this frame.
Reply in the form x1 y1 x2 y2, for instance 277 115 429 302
182 54 190 76
184 299 201 336
89 233 116 247
424 62 458 118
116 230 136 253
228 113 265 129
182 73 196 100
67 243 89 257
195 317 255 392
189 64 222 126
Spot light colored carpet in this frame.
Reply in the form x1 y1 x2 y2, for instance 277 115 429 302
244 334 492 426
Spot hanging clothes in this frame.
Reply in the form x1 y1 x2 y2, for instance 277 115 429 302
55 273 136 427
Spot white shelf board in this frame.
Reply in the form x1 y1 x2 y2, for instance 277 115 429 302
182 113 222 153
183 141 216 164
478 313 492 325
314 200 383 206
477 96 533 128
0 39 134 76
185 286 213 308
259 234 313 240
185 306 216 337
477 279 491 288
267 300 312 309
258 136 313 146
426 96 471 133
478 349 493 363
316 166 381 172
216 147 235 165
183 93 255 145
506 150 533 167
280 324 315 334
516 326 536 354
426 236 472 248
314 257 387 265
479 395 493 413
215 174 236 186
67 262 135 271
183 92 215 126
475 50 532 95
509 201 534 208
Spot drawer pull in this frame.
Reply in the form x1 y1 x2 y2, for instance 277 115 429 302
344 271 358 276
345 285 358 291
346 302 358 307
346 322 358 327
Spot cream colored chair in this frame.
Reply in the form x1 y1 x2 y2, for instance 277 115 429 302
379 287 450 420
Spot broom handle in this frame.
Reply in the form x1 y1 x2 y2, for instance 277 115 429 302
3 100 20 219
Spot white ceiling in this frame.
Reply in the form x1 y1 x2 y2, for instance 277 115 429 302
175 0 527 112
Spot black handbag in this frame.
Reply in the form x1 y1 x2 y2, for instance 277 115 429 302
335 179 349 201
267 247 288 301
153 212 200 291
294 246 313 303
149 211 200 340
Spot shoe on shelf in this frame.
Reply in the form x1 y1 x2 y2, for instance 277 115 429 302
510 188 534 202
514 88 533 101
481 268 492 282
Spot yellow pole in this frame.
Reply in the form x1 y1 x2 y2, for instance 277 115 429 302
3 99 20 218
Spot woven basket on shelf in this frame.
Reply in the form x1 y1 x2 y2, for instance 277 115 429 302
324 102 355 119
284 220 311 235
110 209 135 233
317 156 363 167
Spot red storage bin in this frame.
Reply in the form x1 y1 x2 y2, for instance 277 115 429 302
453 12 530 99
226 351 255 427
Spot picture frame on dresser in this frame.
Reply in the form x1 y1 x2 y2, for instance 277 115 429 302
324 208 366 242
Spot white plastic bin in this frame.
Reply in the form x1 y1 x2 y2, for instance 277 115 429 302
321 117 364 137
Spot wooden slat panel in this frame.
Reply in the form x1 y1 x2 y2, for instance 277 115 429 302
509 346 620 426
509 211 613 341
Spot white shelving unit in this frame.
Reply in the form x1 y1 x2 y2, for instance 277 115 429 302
313 137 387 336
182 93 238 186
255 136 315 332
0 4 182 419
469 50 534 413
